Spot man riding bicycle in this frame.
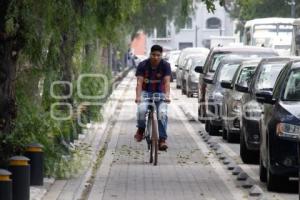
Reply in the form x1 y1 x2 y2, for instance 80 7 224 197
134 44 171 151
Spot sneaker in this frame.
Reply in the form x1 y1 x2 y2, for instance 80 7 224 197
134 128 144 142
159 139 168 151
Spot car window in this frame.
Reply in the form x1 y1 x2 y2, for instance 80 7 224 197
209 52 276 72
236 66 256 87
211 54 228 71
255 63 285 91
217 64 240 82
283 69 300 101
273 63 290 99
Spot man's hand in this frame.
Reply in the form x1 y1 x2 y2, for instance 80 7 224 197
135 96 141 104
164 96 171 104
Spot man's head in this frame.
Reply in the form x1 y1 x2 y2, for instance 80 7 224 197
150 45 163 66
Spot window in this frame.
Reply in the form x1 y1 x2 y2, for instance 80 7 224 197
178 42 193 50
181 17 193 29
206 17 221 29
283 69 300 101
156 17 167 37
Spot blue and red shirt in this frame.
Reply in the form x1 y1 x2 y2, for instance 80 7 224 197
135 58 171 93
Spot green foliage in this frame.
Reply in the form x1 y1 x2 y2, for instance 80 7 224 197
0 0 222 178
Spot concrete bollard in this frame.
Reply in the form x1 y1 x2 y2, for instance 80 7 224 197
9 156 30 200
25 144 44 186
0 169 12 200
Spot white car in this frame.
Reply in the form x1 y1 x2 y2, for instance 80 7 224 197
165 50 181 81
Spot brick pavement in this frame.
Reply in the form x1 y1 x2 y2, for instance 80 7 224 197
87 74 248 200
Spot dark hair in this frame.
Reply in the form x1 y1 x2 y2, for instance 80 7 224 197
151 45 163 53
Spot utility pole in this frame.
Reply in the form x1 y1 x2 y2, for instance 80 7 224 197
195 25 199 47
291 0 296 18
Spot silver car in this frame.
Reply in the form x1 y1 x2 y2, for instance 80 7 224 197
176 47 209 89
221 60 260 142
182 55 206 97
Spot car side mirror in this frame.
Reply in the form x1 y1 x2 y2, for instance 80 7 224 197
235 84 249 93
221 81 233 89
194 66 203 74
203 76 213 84
256 90 275 104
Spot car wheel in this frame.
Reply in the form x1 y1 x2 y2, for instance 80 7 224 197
208 122 220 136
259 154 267 182
226 130 235 143
267 163 288 191
222 124 227 140
205 120 210 132
240 127 259 163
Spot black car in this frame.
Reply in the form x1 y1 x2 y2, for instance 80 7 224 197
258 60 300 191
197 46 278 123
221 60 260 142
237 58 292 164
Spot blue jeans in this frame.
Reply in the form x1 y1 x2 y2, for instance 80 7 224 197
137 92 168 140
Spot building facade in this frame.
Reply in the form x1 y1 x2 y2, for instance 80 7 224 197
147 2 236 51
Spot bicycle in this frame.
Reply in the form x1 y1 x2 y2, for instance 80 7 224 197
143 96 168 166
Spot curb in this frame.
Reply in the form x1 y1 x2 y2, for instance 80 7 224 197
179 107 265 199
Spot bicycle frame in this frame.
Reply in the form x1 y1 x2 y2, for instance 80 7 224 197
144 99 160 165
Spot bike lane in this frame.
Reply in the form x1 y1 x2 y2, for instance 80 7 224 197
87 72 247 200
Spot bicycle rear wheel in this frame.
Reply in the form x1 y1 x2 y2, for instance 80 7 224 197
152 112 159 166
147 113 153 163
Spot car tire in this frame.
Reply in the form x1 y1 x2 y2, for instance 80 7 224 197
208 122 219 136
267 164 288 191
222 125 227 140
240 127 259 164
227 131 236 143
259 154 267 182
205 120 210 133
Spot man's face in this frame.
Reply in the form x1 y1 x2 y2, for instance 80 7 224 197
150 51 162 66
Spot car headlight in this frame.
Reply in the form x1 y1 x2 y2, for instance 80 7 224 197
276 123 300 139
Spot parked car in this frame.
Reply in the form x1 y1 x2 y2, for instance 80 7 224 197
203 55 247 135
176 47 209 89
237 57 293 164
221 59 260 142
164 50 181 81
257 59 300 191
197 46 278 123
181 55 207 96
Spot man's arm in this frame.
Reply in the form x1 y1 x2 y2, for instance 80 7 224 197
135 76 144 103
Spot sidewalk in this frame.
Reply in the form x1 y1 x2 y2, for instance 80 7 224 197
41 69 134 200
86 73 248 200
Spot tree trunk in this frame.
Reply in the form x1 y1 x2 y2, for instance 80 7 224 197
0 1 19 134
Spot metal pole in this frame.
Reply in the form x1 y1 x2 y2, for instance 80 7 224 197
291 0 296 18
195 25 198 47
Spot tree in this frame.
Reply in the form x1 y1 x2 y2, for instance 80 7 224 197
0 0 224 173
